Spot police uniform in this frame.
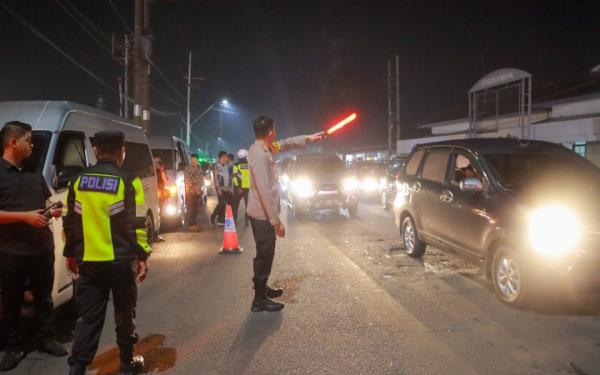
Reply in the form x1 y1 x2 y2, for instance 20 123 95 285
64 131 151 375
247 135 310 312
232 158 250 225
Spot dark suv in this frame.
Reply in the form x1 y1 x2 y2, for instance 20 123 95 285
394 138 600 306
287 154 359 218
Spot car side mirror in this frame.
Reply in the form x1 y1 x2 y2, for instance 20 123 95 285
460 177 483 192
55 165 84 190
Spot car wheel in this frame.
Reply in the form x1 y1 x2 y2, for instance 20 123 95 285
146 214 155 246
491 246 529 307
402 216 426 258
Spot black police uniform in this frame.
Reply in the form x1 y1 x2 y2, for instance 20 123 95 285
0 158 58 355
64 131 151 375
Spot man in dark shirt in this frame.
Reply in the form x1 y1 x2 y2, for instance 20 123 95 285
0 121 67 371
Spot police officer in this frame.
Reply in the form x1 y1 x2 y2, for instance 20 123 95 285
232 149 250 226
64 131 151 375
0 121 67 372
247 116 324 312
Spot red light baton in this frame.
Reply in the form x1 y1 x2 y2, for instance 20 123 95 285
325 113 357 137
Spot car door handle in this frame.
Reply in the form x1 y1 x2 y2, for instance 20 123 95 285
411 182 421 193
440 190 454 203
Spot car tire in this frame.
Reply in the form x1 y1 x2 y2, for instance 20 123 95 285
491 246 529 307
402 216 426 258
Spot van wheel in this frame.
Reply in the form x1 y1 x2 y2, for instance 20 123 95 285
402 216 426 258
491 246 529 307
146 214 155 246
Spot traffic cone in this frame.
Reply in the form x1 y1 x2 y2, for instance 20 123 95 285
218 204 243 255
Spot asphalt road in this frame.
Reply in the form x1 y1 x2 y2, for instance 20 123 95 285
6 197 600 374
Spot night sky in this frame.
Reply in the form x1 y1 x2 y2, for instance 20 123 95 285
1 0 600 155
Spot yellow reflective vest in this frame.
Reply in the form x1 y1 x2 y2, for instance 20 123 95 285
63 160 151 262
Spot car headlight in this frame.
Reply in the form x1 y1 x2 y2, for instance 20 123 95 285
361 177 379 192
343 177 359 192
293 177 315 198
528 204 582 257
165 204 177 216
167 184 178 197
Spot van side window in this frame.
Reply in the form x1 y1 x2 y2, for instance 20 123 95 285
405 149 425 176
176 143 188 169
123 142 155 179
53 131 87 190
421 149 450 183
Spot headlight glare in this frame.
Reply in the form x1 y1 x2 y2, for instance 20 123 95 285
294 177 315 198
528 204 582 257
343 177 359 192
361 177 379 192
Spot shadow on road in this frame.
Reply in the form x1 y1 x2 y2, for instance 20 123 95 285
88 334 177 375
226 312 283 375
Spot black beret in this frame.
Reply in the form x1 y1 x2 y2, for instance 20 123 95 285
93 130 125 148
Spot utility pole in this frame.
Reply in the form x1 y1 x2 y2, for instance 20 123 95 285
186 51 192 146
133 0 143 127
142 0 151 132
386 54 400 159
183 51 204 147
124 34 129 119
133 0 152 132
395 54 400 142
387 60 394 159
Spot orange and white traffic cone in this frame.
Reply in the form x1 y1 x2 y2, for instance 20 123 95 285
218 204 243 255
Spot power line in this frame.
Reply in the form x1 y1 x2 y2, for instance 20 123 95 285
144 51 186 100
56 0 113 56
108 0 131 33
0 1 180 119
65 0 113 44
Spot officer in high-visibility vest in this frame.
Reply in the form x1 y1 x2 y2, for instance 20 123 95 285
232 149 250 226
63 130 151 375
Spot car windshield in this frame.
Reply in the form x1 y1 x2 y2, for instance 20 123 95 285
294 156 346 175
355 163 385 176
152 149 174 170
483 147 600 189
21 131 52 172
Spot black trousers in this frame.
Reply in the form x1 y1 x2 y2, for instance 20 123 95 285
186 193 201 226
250 218 276 296
233 188 249 223
211 191 233 222
0 252 56 351
69 261 138 366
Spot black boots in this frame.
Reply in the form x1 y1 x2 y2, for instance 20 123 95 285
0 351 25 372
266 286 283 299
39 341 68 357
252 286 284 312
118 355 145 375
251 297 284 312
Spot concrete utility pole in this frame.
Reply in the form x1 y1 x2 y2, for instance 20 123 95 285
186 51 192 146
133 0 152 132
142 0 151 132
124 34 129 119
386 54 400 159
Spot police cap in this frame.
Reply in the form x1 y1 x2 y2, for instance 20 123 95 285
93 130 125 148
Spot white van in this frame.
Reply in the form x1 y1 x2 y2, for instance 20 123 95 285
148 135 190 228
0 101 160 308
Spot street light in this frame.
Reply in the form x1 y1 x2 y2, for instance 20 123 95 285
186 98 228 147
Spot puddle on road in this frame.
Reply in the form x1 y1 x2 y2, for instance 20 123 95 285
89 334 176 375
272 275 307 304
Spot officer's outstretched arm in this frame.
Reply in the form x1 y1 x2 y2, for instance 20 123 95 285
125 177 152 260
